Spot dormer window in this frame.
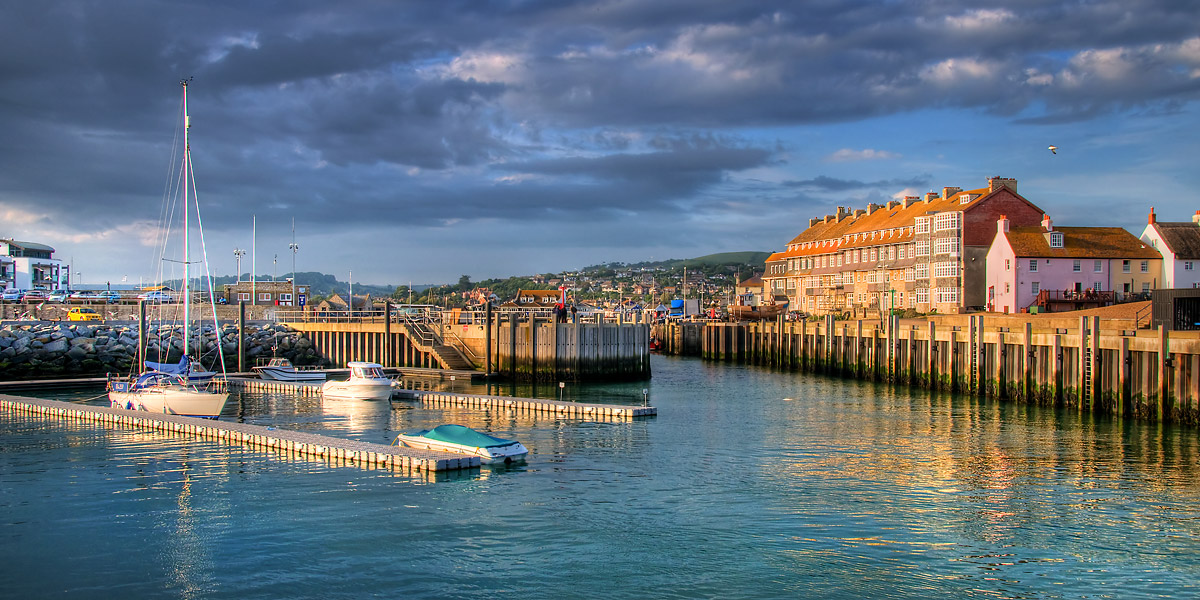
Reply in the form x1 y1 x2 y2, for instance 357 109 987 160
1049 232 1064 248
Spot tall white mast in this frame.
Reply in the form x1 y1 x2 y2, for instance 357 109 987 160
181 78 192 361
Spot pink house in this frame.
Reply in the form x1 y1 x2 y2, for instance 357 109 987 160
986 214 1163 314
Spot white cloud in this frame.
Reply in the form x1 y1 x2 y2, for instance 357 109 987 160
943 8 1016 31
827 148 900 162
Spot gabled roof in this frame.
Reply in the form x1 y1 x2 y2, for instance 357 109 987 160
1150 222 1200 260
1003 226 1162 259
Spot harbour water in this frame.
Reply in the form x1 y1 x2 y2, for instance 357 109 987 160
3 355 1200 599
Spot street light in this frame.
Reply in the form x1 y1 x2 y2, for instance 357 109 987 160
289 240 299 307
233 248 246 283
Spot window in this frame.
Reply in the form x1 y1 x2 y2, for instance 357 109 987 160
279 293 292 302
1031 281 1040 294
915 240 930 256
915 217 931 235
1187 261 1195 271
934 212 961 231
1122 260 1130 273
1005 259 1011 271
1143 282 1151 293
1141 261 1149 273
1050 232 1064 248
237 292 250 301
1094 260 1103 273
1029 260 1038 272
1004 283 1010 293
934 261 959 278
888 247 895 260
915 263 929 279
259 293 271 301
916 288 929 303
898 246 905 259
934 237 960 255
1093 282 1102 291
1072 260 1081 272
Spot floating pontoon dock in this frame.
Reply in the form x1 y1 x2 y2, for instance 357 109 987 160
393 389 657 419
227 377 657 419
0 395 479 472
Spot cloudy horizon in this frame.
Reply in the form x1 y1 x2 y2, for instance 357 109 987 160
2 1 1198 286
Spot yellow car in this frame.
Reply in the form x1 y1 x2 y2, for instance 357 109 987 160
67 307 102 321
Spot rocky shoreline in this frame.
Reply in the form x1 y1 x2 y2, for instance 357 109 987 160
0 322 325 379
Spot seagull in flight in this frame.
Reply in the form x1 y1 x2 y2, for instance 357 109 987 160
1048 145 1058 154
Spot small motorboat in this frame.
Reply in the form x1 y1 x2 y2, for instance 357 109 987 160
253 357 326 382
396 424 528 464
320 361 394 400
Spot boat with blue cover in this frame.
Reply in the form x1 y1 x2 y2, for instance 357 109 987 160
396 424 528 464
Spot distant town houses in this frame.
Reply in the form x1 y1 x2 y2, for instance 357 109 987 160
762 175 1193 316
0 238 67 291
223 280 309 306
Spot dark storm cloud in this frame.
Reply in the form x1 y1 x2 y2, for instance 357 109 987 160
2 0 1199 281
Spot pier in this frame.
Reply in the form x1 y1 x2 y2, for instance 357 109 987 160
392 388 657 420
656 313 1200 424
279 306 651 383
227 376 657 419
0 395 480 472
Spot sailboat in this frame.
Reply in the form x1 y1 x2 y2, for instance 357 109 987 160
108 79 229 419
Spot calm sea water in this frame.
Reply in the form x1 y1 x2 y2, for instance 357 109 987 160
3 355 1200 599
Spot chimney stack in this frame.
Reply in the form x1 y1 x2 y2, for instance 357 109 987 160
809 217 821 227
1193 211 1200 226
1041 213 1053 232
988 177 1017 193
922 192 937 203
998 215 1010 234
1148 207 1156 225
836 206 849 221
853 209 866 218
942 186 962 199
866 202 884 215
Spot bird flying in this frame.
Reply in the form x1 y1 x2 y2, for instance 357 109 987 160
1048 145 1058 154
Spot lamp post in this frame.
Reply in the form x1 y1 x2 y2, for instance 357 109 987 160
289 218 299 308
233 248 245 283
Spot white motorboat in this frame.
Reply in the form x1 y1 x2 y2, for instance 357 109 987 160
253 357 326 382
107 79 227 419
396 424 529 464
320 362 394 400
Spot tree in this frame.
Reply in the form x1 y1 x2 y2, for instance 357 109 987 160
457 274 472 290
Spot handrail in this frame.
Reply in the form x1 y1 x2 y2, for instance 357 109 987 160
442 330 480 362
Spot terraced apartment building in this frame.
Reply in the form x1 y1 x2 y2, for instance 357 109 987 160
763 176 1044 316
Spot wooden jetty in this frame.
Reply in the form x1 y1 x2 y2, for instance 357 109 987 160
656 314 1200 424
393 389 657 420
0 394 479 472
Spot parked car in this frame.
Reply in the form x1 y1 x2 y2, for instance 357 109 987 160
69 290 98 302
21 290 47 302
138 291 175 303
97 291 122 303
67 307 102 321
2 288 24 302
47 290 70 302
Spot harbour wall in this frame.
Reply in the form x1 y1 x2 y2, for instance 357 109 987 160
0 322 320 379
284 312 652 382
655 315 1200 425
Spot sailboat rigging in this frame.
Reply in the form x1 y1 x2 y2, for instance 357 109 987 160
107 78 229 419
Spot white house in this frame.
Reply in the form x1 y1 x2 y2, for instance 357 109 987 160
1140 208 1200 289
0 239 67 291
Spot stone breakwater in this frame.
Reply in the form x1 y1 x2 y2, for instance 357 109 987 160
0 322 325 379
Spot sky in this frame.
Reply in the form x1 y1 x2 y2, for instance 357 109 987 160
2 1 1199 287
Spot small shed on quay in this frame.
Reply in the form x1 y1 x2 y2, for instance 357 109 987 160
1152 288 1200 331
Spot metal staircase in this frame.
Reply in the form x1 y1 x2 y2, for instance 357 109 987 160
400 320 476 371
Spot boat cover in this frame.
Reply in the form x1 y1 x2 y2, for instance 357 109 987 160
144 356 190 374
411 424 520 449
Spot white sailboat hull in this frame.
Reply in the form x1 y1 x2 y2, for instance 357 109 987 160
109 387 228 419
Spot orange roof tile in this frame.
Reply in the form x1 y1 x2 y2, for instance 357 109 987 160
1003 226 1162 259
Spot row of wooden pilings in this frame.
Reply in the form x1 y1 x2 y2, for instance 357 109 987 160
655 315 1200 424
